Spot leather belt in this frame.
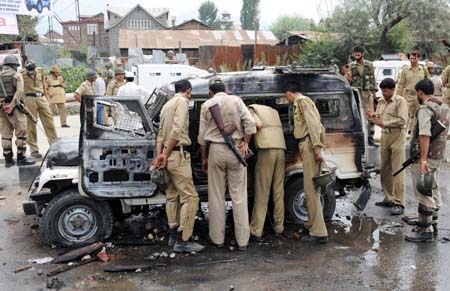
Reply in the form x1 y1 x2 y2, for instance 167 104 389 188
25 92 43 97
382 128 404 133
172 145 190 152
296 134 310 143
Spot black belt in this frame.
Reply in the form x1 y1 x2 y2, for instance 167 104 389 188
296 134 310 143
172 145 191 152
26 92 43 97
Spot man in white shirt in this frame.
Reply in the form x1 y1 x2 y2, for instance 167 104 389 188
117 71 151 102
93 68 106 96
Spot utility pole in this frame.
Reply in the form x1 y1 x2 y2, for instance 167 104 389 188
75 0 82 44
48 16 53 43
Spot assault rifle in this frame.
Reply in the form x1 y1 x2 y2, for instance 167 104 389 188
15 99 38 124
393 120 446 176
208 103 250 167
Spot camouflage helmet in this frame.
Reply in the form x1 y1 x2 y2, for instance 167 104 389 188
313 165 336 189
105 70 114 78
425 61 435 69
114 67 125 75
416 171 435 197
85 69 97 79
150 167 167 190
3 55 19 66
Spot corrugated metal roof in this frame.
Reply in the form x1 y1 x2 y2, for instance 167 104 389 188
119 30 278 49
107 6 169 18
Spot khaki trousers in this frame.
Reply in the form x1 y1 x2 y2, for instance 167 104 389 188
24 96 57 152
165 151 199 241
379 131 406 206
0 106 27 155
405 96 419 134
51 103 68 126
299 140 328 237
208 143 249 247
361 90 375 138
250 148 285 237
411 159 442 209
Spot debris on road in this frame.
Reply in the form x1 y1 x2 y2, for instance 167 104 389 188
47 257 97 277
53 242 104 264
4 217 20 223
196 258 240 266
27 257 54 264
96 247 109 262
46 277 65 290
0 196 6 200
14 264 32 273
169 253 176 259
109 239 156 246
104 263 155 273
440 237 450 244
81 255 92 261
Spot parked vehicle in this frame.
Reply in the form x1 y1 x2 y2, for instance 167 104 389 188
22 66 378 247
25 0 51 13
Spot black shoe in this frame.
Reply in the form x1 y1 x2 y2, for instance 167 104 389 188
298 225 310 235
301 235 328 244
391 205 404 216
5 158 15 168
274 231 289 239
62 124 70 128
250 235 265 242
31 151 42 159
405 231 434 243
208 238 224 249
237 245 248 251
168 229 177 247
375 200 395 208
432 224 438 237
16 156 36 166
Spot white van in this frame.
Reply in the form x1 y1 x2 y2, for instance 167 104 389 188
373 60 410 98
131 64 209 94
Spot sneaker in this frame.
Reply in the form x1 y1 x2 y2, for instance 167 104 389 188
62 124 70 128
391 205 404 216
31 151 43 159
174 240 205 253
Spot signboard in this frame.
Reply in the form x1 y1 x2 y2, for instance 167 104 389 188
0 0 53 16
0 13 18 35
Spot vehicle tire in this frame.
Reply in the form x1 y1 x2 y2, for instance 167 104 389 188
284 176 336 224
36 1 43 13
41 189 114 247
26 4 33 11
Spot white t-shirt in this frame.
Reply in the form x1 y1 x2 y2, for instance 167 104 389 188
93 77 106 95
116 82 151 101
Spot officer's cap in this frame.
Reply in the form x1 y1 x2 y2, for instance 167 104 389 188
209 78 223 86
86 69 97 79
426 61 435 68
114 67 125 74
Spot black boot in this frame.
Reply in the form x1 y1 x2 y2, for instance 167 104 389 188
16 154 35 166
4 153 15 168
173 231 205 253
168 228 177 247
405 230 434 242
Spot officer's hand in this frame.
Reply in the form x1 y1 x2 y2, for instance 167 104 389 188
151 154 167 169
314 150 324 163
4 104 13 114
366 109 374 118
420 161 431 174
202 158 208 174
238 141 249 156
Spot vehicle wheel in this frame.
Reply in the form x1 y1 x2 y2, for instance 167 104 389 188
36 1 43 13
41 189 114 247
284 176 336 224
26 4 33 11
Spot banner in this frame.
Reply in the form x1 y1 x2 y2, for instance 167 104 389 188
0 0 53 16
0 13 18 35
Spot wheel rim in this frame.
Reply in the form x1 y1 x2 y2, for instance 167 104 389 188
37 2 42 12
58 205 98 243
292 189 325 222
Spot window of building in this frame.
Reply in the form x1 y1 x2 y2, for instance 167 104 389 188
127 20 152 29
68 25 80 31
87 24 98 35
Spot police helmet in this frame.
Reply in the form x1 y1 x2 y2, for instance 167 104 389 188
105 70 114 78
3 55 19 66
425 61 434 69
416 171 435 197
85 69 97 79
25 59 36 71
114 67 125 75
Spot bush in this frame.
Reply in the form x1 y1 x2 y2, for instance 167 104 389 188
59 65 88 93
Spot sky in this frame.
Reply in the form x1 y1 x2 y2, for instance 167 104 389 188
37 0 337 35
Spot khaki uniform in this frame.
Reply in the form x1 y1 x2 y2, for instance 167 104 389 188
157 93 199 241
21 68 57 153
349 60 376 139
75 81 95 97
46 75 68 126
293 94 327 237
441 65 450 107
429 75 443 98
0 67 28 158
248 104 286 237
198 92 256 247
375 94 408 206
397 65 429 133
106 79 125 96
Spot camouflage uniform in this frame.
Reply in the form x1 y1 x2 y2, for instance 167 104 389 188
441 65 450 107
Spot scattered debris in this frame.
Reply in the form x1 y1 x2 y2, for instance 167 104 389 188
14 264 32 273
153 252 160 258
37 270 43 276
4 217 20 223
81 255 92 261
0 196 6 200
147 233 154 240
410 265 417 270
30 224 39 230
145 222 153 230
109 240 156 246
53 242 104 264
46 277 65 290
47 257 97 277
161 252 168 258
104 263 155 273
135 268 142 273
169 253 176 259
96 247 109 262
27 257 54 264
17 191 22 196
196 258 240 266
144 255 155 261
440 237 450 244
193 235 199 241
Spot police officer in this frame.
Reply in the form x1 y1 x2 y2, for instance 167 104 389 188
406 79 449 242
349 46 377 145
46 65 69 127
367 78 408 215
285 82 328 244
248 104 286 240
397 50 429 135
441 64 450 108
106 67 126 96
152 79 204 253
426 62 443 99
0 55 35 167
198 78 256 250
21 59 57 158
74 70 97 103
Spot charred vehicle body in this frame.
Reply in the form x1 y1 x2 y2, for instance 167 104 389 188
22 66 378 247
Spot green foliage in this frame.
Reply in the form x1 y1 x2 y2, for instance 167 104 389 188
270 15 315 40
0 15 38 43
298 35 348 68
198 1 221 29
58 49 72 58
58 65 88 93
240 0 260 30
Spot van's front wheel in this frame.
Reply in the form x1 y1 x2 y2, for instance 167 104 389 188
41 189 114 247
284 176 336 224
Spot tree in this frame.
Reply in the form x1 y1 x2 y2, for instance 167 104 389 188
298 35 348 67
198 1 220 29
270 15 315 41
240 0 260 30
0 15 38 44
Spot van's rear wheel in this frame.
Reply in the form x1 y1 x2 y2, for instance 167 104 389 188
41 189 114 247
284 176 336 224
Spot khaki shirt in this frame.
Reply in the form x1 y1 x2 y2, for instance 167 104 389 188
75 80 95 97
375 94 408 129
293 94 325 150
106 79 125 96
429 75 443 97
442 65 450 87
156 93 191 146
198 92 256 145
46 75 66 103
248 104 286 150
21 68 45 94
398 65 429 98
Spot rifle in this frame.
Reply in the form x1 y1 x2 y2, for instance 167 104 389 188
15 99 38 124
393 120 446 176
208 103 249 167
